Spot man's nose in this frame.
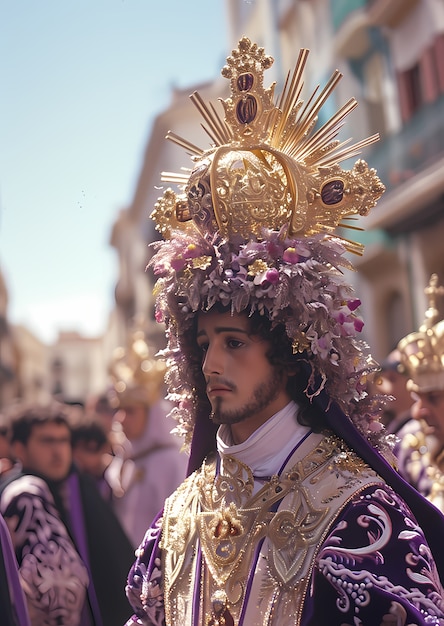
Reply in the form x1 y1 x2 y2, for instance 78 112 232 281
412 398 431 421
202 344 223 376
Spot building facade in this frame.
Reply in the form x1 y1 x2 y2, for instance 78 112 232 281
111 0 444 363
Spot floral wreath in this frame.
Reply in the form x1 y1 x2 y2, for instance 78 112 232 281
150 227 388 454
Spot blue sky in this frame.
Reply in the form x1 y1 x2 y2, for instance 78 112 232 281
0 0 227 343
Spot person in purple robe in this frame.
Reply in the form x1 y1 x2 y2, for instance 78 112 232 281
0 400 135 626
123 37 444 626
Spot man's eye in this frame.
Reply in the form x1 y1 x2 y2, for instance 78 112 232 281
428 394 441 405
227 339 243 348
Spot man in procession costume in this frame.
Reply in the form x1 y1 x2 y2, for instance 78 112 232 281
397 273 444 513
124 38 444 625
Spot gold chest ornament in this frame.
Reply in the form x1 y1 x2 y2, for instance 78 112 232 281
160 432 383 626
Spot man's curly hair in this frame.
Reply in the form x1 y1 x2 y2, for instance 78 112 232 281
172 304 328 433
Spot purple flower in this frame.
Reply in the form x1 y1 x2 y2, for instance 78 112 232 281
347 298 361 312
315 335 332 359
283 247 301 264
265 267 280 284
266 239 284 258
153 262 168 276
340 321 357 337
367 417 383 432
354 318 364 332
170 256 187 272
335 311 346 324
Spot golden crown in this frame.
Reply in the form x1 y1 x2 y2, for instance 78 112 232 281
151 36 385 254
398 274 444 393
109 329 166 407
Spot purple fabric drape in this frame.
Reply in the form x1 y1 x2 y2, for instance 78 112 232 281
314 390 444 583
0 513 31 626
67 473 103 626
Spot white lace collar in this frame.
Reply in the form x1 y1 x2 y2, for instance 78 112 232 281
216 401 311 479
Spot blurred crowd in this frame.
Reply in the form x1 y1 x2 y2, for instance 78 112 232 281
0 329 187 626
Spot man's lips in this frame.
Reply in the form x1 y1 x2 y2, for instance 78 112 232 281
206 380 234 395
207 385 232 395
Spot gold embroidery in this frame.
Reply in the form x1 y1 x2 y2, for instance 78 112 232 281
161 433 382 626
207 590 231 626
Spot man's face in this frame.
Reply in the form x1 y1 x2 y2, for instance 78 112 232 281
411 389 444 443
14 422 72 482
73 441 108 478
116 403 147 441
197 310 291 443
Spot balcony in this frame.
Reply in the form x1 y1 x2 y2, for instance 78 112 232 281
363 94 444 230
330 0 370 58
331 0 419 58
366 0 419 28
331 0 419 31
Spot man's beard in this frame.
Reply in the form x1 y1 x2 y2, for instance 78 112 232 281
209 368 283 425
